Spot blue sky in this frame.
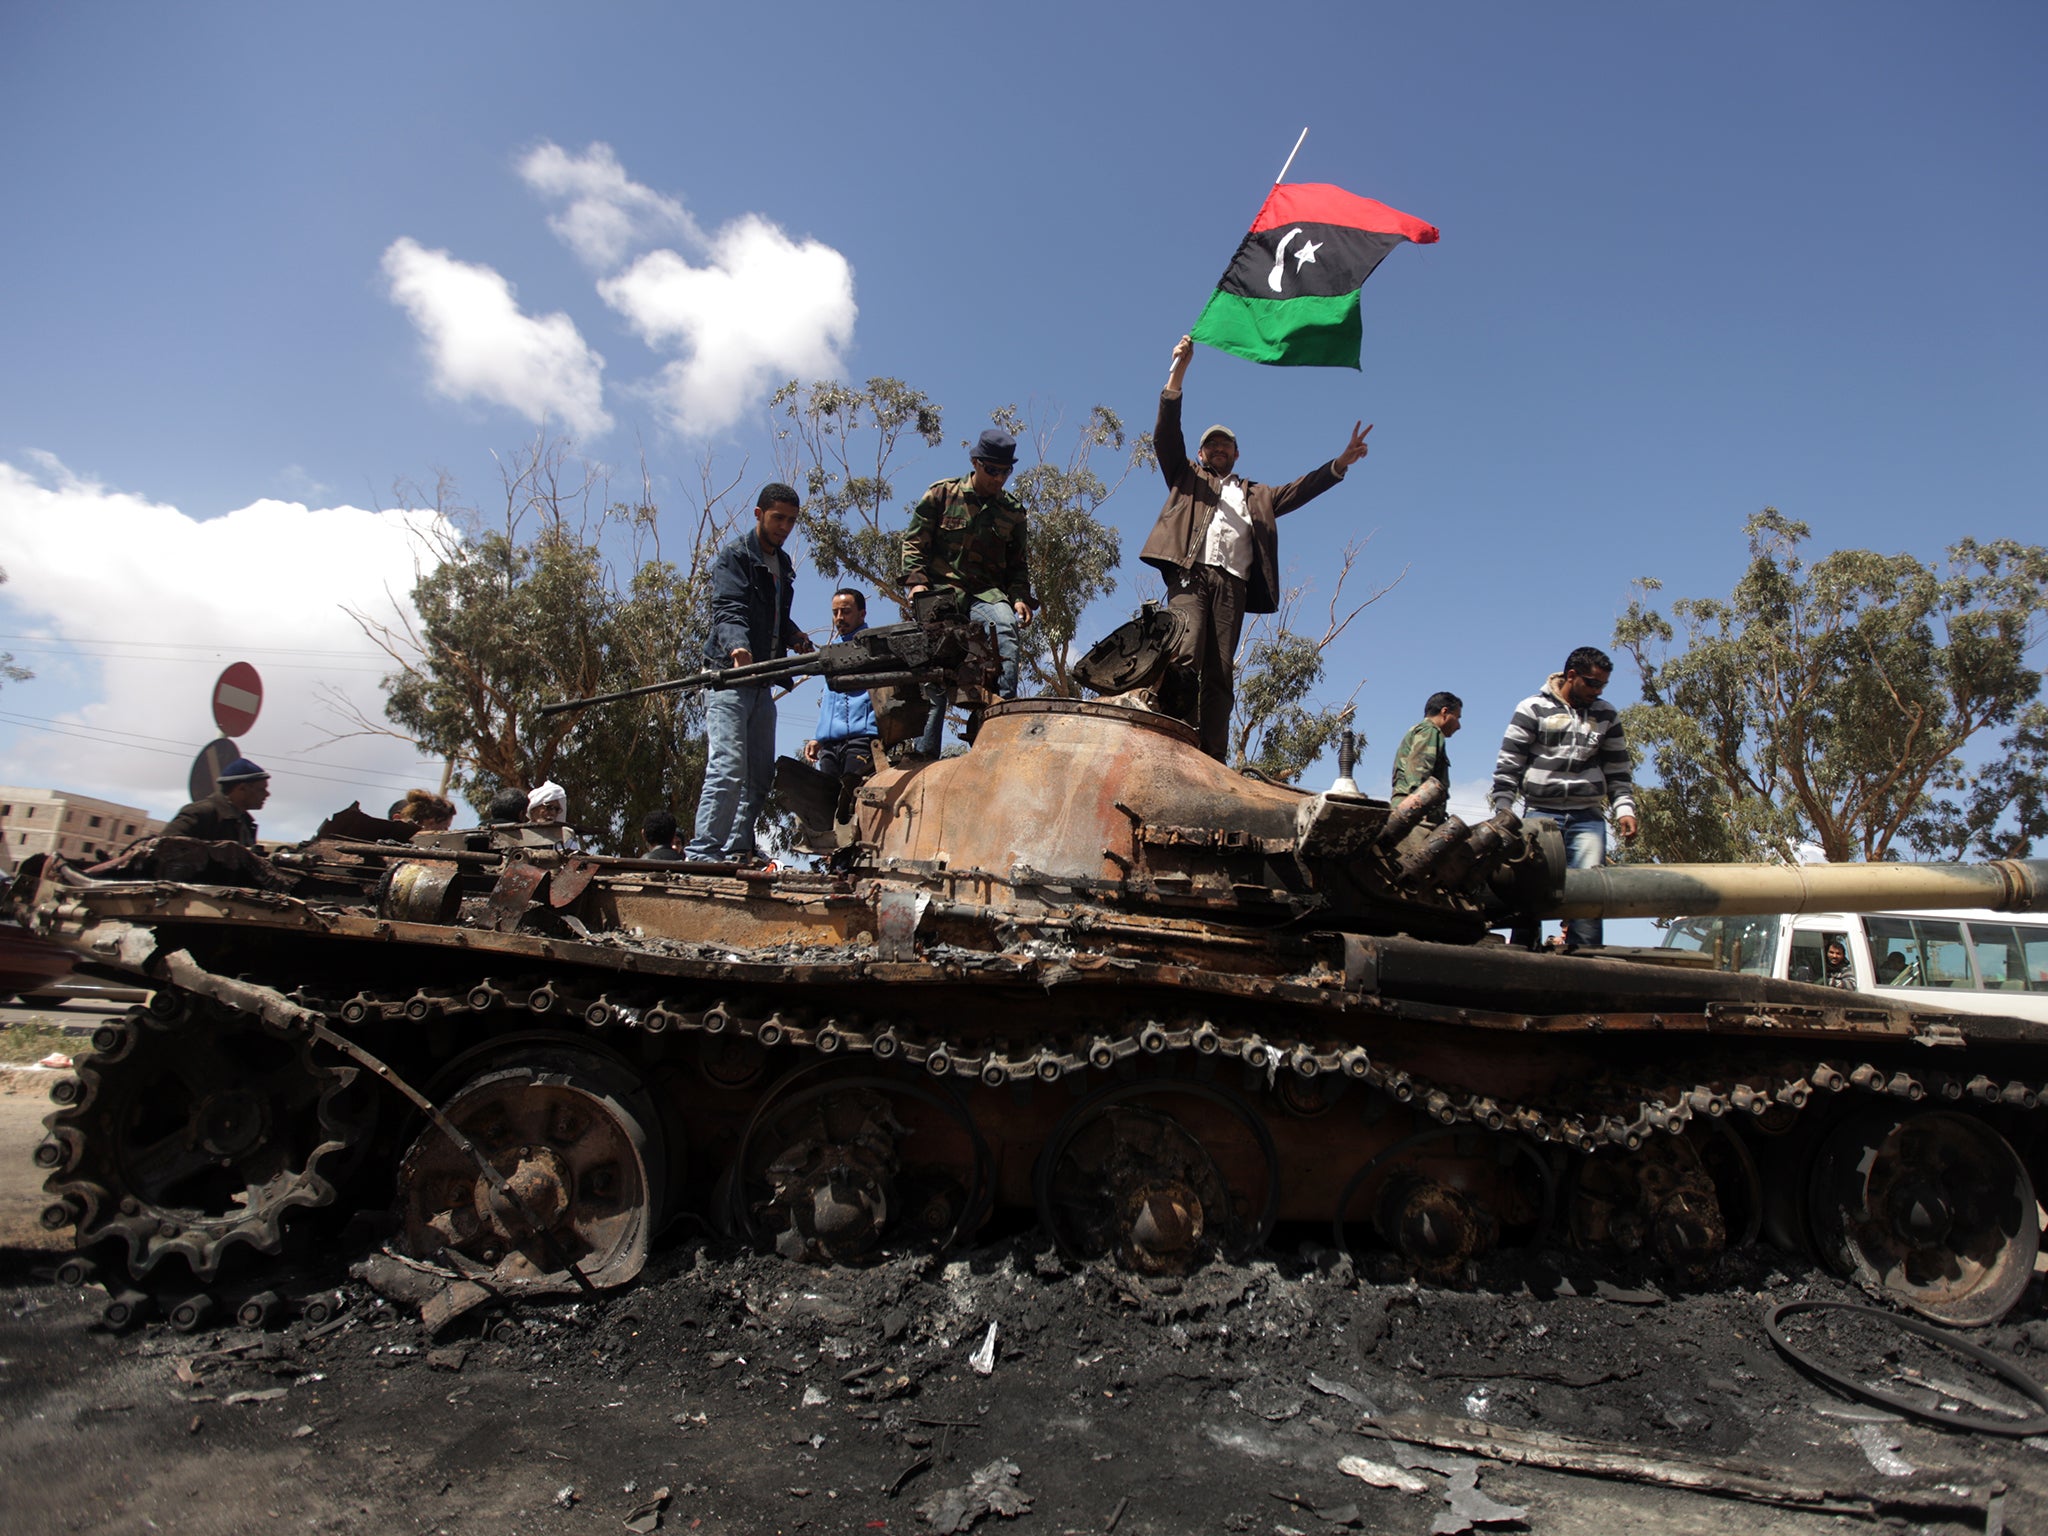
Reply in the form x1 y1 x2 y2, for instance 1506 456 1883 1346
2 2 2043 858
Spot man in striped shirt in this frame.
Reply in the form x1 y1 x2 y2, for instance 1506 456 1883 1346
1490 646 1639 951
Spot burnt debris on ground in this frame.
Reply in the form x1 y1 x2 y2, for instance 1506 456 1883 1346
3 1231 2045 1534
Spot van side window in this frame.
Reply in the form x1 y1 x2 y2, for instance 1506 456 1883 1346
1968 924 2030 991
1788 932 1829 985
1866 916 1926 987
1974 923 2048 992
1664 916 1780 977
1915 920 1972 988
2025 925 2048 990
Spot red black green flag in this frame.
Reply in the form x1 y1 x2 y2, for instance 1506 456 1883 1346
1190 183 1438 368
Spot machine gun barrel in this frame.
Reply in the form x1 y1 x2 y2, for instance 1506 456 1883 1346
536 652 830 718
1548 856 2048 921
535 617 981 719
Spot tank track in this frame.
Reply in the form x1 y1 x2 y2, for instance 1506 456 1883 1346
288 973 2045 1153
40 967 2044 1297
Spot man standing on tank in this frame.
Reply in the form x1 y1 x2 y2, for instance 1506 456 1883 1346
902 428 1037 759
1491 646 1638 951
685 484 814 863
1139 334 1373 761
1391 691 1462 823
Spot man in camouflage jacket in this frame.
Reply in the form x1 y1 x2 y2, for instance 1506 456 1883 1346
902 427 1037 756
1390 691 1462 821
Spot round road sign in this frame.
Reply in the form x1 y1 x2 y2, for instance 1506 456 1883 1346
189 737 240 803
212 663 263 737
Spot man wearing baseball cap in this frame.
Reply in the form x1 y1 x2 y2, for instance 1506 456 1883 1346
1138 334 1373 761
162 757 271 845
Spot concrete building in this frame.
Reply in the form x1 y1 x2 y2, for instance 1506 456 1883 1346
0 786 165 867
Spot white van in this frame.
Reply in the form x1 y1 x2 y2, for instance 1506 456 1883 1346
1660 907 2048 1023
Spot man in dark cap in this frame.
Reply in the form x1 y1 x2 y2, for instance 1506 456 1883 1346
686 482 815 863
162 757 270 844
1138 334 1373 761
902 427 1037 757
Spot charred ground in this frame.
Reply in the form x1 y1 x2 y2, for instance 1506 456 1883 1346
5 1218 2048 1536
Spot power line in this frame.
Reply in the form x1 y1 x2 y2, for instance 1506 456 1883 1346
0 712 437 794
0 633 392 659
0 643 392 674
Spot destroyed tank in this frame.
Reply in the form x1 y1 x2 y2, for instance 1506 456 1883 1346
14 610 2048 1335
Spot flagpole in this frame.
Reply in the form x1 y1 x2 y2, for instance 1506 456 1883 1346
1273 127 1309 186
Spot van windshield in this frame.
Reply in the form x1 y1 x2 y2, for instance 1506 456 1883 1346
1661 915 1780 976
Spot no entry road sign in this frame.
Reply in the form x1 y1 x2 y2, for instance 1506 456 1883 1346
212 663 263 737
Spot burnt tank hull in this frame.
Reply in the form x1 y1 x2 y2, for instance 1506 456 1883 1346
17 699 2048 1329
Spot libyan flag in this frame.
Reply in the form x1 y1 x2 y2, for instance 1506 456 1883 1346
1190 183 1439 368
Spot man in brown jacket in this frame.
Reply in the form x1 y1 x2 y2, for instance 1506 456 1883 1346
1138 334 1372 760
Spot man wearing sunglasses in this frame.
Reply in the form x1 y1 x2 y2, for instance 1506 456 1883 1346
1139 334 1372 761
902 427 1038 758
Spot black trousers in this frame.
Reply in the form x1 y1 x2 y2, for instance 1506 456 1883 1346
1165 564 1247 762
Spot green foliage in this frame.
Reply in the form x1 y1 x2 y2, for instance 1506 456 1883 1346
1614 509 2048 864
1234 630 1352 781
1228 540 1400 783
345 437 735 855
990 402 1151 697
0 568 31 690
771 377 945 608
775 379 1145 704
1900 702 2048 860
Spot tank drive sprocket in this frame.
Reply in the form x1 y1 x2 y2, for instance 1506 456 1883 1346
37 993 375 1282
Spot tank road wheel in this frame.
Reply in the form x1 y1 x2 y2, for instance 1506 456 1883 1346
40 1005 374 1283
1567 1129 1737 1273
1035 1081 1280 1276
1807 1109 2039 1328
729 1072 993 1264
1334 1128 1555 1282
396 1050 667 1290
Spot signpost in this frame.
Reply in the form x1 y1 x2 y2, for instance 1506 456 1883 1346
212 663 263 737
188 737 240 802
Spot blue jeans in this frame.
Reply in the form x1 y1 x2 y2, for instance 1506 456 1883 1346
917 599 1020 757
1512 807 1608 950
686 684 776 860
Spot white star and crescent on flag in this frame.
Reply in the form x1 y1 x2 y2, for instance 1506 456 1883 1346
1265 228 1326 292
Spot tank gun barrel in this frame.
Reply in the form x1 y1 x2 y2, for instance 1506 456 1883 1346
1548 856 2048 921
536 615 991 719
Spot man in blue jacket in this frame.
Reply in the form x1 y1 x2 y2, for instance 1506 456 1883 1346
685 484 815 863
804 588 879 792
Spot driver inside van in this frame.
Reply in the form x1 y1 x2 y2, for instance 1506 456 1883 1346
1823 937 1855 989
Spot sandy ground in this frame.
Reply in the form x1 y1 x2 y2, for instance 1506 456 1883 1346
0 995 113 1250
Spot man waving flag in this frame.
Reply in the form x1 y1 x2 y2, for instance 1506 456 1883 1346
1190 182 1438 369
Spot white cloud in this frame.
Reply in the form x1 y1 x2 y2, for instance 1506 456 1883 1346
601 214 856 436
1447 774 1497 823
0 455 455 843
381 237 612 437
516 141 698 270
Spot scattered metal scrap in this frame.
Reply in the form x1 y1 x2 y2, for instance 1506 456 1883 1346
1763 1300 2048 1436
1357 1411 2001 1521
915 1457 1031 1533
